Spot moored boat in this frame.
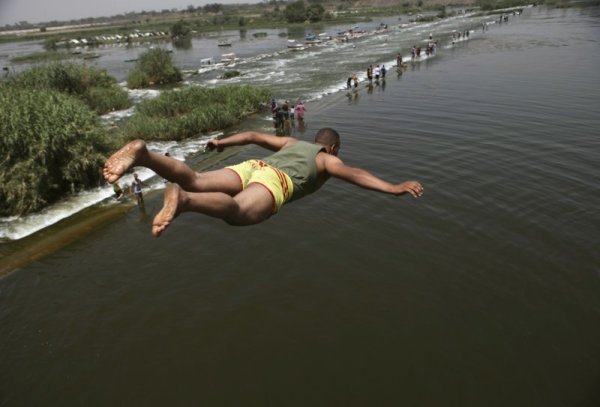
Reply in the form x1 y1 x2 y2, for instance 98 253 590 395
220 53 236 64
305 33 321 44
287 40 304 50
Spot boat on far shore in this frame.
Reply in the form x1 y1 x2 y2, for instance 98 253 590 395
287 40 305 50
200 57 214 65
220 52 236 64
305 33 321 44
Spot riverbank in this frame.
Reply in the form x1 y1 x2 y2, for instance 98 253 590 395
0 0 476 45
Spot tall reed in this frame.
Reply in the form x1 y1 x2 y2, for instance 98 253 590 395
126 85 271 140
0 85 115 216
7 62 130 115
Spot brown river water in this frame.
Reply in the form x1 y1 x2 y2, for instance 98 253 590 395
1 6 599 406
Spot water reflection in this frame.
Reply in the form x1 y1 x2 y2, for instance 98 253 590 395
173 38 192 50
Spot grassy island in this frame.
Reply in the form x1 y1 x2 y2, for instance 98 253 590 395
7 62 130 114
126 85 271 141
0 86 115 216
127 48 183 89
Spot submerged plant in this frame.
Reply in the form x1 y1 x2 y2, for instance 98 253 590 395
221 70 241 79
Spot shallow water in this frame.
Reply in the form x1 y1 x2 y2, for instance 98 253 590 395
1 6 599 406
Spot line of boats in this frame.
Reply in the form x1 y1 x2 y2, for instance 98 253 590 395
287 24 389 50
54 30 170 48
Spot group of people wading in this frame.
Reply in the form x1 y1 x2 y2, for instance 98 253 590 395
271 99 306 135
366 64 387 82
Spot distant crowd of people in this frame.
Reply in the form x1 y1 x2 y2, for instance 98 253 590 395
271 99 306 135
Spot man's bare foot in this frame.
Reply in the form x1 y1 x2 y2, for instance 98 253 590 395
103 139 147 184
152 184 183 237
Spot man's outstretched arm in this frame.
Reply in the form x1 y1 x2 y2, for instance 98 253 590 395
206 132 296 152
322 154 423 198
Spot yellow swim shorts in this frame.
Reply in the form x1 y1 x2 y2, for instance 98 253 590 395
226 159 294 213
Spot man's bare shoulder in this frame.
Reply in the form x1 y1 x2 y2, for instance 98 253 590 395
315 150 343 172
251 133 297 151
281 136 298 146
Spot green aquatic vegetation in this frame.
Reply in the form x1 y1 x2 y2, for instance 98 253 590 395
0 86 116 216
127 48 182 89
125 85 271 141
221 70 241 79
10 51 76 64
8 62 130 114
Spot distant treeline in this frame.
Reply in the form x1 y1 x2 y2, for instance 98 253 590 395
6 0 597 33
2 0 591 46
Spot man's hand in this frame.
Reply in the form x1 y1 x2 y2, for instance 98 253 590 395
393 181 424 198
205 139 223 152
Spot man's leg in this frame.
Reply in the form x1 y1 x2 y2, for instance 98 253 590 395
103 139 242 195
152 183 274 237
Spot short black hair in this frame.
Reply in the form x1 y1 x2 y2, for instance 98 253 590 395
315 127 340 146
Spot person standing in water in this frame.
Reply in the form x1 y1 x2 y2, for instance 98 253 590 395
294 101 306 124
130 173 145 206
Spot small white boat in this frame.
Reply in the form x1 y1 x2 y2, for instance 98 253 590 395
220 53 236 64
218 39 232 47
287 40 304 49
200 57 214 65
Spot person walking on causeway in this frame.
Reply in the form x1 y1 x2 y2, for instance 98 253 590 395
103 128 424 237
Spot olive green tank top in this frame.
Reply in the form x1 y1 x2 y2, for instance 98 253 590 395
262 141 324 202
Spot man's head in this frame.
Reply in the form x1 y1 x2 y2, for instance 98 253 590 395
315 127 341 156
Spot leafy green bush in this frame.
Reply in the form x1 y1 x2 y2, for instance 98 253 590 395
285 0 307 23
127 48 182 89
171 20 192 39
8 62 130 114
0 86 116 216
222 70 241 79
125 85 271 141
84 85 131 114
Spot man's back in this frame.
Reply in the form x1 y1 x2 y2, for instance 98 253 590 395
263 141 324 201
